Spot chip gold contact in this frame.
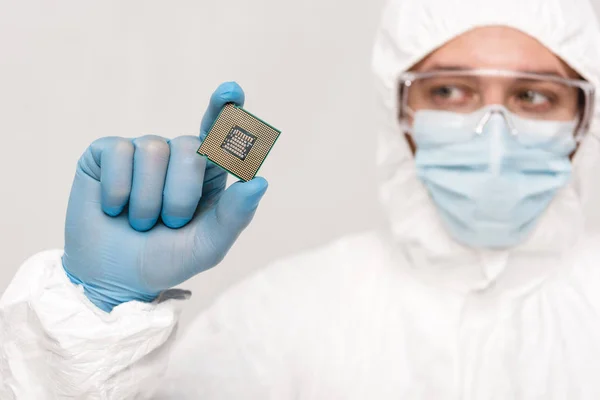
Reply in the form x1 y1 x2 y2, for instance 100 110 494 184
197 104 281 182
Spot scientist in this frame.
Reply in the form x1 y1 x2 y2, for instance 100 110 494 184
3 0 600 398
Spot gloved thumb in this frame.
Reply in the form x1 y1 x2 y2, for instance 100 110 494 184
190 177 269 273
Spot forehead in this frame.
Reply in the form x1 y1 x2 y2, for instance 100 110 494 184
413 26 578 78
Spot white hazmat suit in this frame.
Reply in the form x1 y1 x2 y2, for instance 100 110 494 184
4 0 600 398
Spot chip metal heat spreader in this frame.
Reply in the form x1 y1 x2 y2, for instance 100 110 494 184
197 103 281 182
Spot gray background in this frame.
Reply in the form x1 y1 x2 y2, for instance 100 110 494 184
1 0 599 328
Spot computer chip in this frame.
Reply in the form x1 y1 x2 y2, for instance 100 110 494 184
197 104 281 182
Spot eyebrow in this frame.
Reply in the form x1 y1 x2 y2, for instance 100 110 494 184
419 63 569 78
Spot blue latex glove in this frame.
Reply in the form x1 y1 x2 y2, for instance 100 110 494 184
62 82 268 312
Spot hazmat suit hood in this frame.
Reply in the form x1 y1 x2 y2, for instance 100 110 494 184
372 0 600 279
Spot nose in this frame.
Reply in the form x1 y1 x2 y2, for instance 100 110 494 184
482 113 513 176
475 106 518 136
481 84 506 107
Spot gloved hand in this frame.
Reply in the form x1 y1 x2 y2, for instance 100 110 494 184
62 82 268 312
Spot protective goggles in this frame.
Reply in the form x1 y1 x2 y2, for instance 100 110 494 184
398 69 595 140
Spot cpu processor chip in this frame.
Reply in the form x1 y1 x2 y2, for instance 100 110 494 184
197 104 281 181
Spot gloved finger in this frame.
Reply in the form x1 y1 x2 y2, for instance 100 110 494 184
199 81 245 140
199 163 228 206
161 136 206 229
82 137 134 217
129 135 170 231
191 177 268 272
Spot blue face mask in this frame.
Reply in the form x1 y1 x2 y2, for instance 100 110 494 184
411 106 577 248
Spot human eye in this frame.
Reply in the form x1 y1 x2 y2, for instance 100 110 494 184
516 90 552 108
429 84 474 107
511 81 564 115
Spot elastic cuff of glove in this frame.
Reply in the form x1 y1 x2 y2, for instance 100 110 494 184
61 257 189 314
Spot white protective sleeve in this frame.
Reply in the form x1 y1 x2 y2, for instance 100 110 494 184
0 250 185 399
